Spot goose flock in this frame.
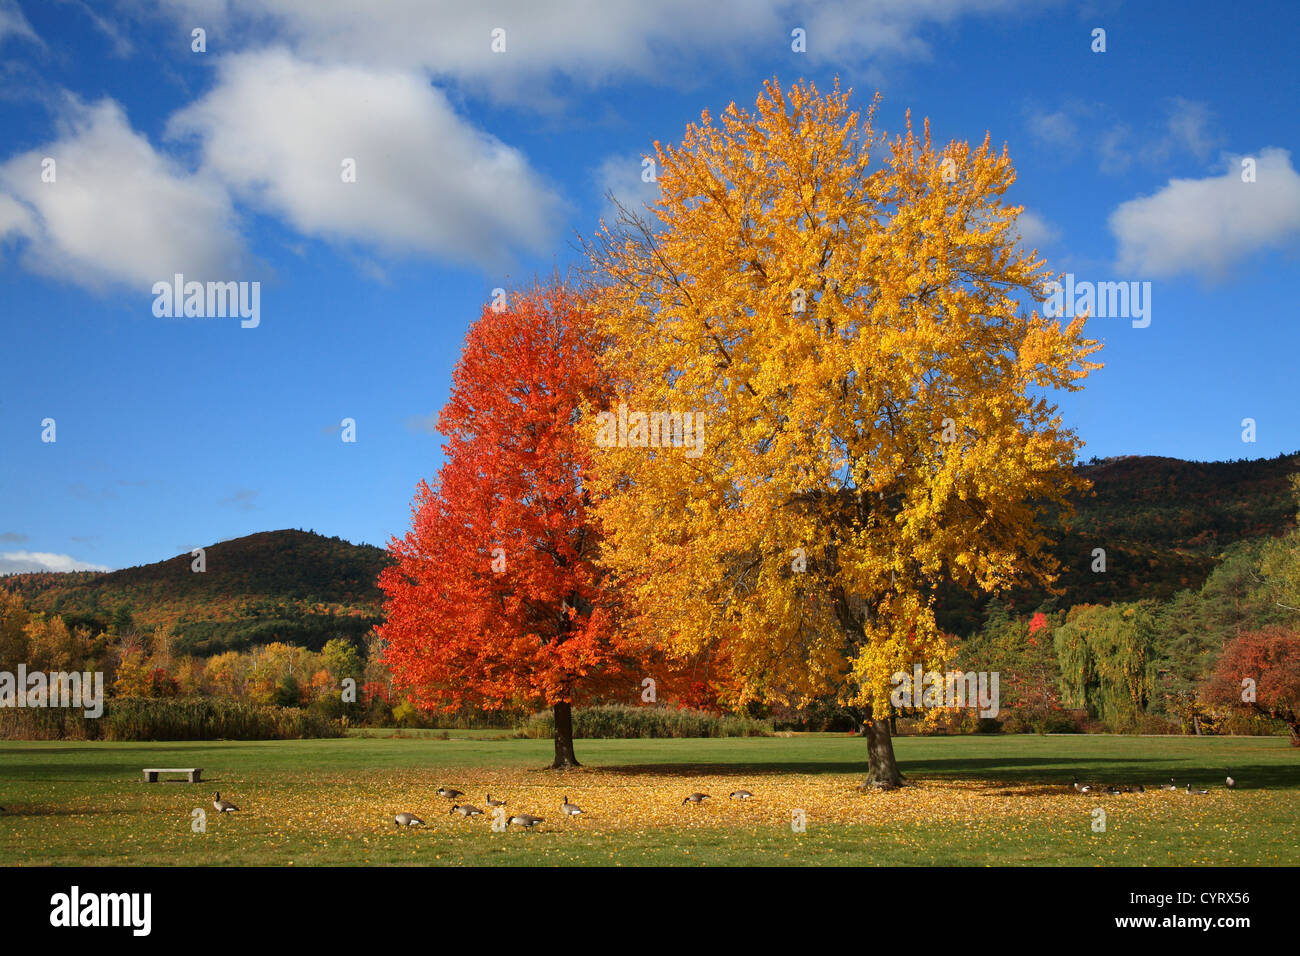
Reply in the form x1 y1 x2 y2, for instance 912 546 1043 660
391 787 590 831
1072 770 1237 795
383 786 758 831
122 769 1243 841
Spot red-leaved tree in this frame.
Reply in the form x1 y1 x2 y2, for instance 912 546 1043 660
378 284 637 767
1204 626 1300 745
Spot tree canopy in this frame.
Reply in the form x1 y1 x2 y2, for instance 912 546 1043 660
584 77 1101 783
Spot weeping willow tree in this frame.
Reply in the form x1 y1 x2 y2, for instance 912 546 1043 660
1260 471 1300 614
1053 603 1158 726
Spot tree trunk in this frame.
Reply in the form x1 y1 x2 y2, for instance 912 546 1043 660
860 708 903 788
550 701 581 768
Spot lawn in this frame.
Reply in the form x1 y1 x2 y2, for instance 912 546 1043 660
1 733 1296 866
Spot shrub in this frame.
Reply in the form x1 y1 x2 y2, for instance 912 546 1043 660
427 706 525 730
997 707 1084 735
1202 708 1290 737
104 697 342 740
518 704 771 739
0 707 95 740
0 697 342 740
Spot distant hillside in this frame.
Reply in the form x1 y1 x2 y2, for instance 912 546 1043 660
1071 452 1299 553
1055 451 1297 596
4 452 1297 654
2 530 392 657
937 451 1299 630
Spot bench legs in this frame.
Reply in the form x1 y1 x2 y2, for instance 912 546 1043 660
143 770 201 783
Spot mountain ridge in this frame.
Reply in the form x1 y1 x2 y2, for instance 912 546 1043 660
4 451 1297 653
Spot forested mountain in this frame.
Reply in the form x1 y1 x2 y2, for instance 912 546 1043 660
1071 452 1299 553
3 452 1296 657
2 530 390 656
936 451 1298 632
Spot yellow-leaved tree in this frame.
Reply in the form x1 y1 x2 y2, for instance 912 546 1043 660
584 78 1101 786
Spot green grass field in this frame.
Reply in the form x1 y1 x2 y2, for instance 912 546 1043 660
1 733 1296 866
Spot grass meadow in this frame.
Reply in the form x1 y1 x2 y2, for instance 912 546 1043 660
1 732 1296 866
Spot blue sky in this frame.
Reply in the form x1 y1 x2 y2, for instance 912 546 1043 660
1 0 1297 573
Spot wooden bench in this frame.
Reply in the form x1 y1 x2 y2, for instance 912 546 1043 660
142 768 203 784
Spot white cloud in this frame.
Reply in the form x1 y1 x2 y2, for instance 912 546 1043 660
1016 210 1060 250
0 1 1039 289
0 551 110 573
1099 98 1221 175
1097 125 1131 176
1109 148 1300 278
61 0 134 57
0 0 39 45
1162 98 1216 161
0 190 34 237
151 0 1030 101
1025 109 1080 150
1026 98 1220 175
594 152 662 224
0 96 248 289
167 49 565 269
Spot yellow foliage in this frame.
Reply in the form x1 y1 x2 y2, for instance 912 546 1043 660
585 78 1100 714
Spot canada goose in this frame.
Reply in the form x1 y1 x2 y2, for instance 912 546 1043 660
561 796 583 817
1225 770 1236 789
1160 778 1178 791
1071 777 1093 793
436 786 464 800
485 794 506 808
394 812 424 828
212 792 239 813
505 813 544 829
1104 785 1123 795
450 804 484 817
1185 783 1209 795
1131 784 1145 793
682 792 711 804
729 790 754 800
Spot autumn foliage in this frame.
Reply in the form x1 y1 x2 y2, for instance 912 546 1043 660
1204 626 1300 744
584 78 1100 784
378 286 638 765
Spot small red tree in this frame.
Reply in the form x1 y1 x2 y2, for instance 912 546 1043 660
379 285 636 767
1204 626 1300 745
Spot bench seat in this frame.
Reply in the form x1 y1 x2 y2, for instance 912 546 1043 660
142 768 203 783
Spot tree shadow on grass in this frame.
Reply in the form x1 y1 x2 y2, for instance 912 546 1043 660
0 743 249 777
0 806 130 817
587 757 1300 790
